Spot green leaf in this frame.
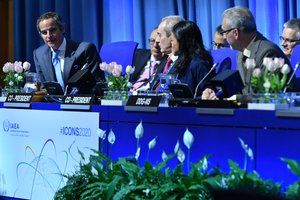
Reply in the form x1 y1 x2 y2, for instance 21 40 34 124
281 157 300 177
113 185 136 200
107 175 122 199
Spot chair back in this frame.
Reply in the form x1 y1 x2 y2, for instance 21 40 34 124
211 48 238 73
100 41 139 74
290 44 300 78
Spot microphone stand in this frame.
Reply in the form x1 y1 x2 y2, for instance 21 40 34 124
283 62 300 93
193 62 219 99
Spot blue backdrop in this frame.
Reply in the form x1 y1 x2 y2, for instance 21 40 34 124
13 0 300 68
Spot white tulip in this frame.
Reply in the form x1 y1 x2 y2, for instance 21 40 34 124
263 57 272 67
22 61 31 71
183 128 194 149
174 140 180 154
177 148 185 163
96 128 106 140
135 121 144 139
263 80 271 89
162 150 168 161
126 65 135 75
245 58 256 70
148 136 157 150
281 64 290 75
135 147 141 160
108 129 116 144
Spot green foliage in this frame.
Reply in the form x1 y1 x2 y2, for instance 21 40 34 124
281 158 300 199
222 160 282 197
55 148 300 200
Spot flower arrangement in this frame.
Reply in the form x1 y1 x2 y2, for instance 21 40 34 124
99 62 135 91
246 57 290 95
53 121 300 200
2 61 31 90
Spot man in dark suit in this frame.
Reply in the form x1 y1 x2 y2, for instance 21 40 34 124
202 6 294 99
131 28 167 91
33 12 104 92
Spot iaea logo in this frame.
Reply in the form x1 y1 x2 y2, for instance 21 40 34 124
3 119 10 132
3 119 20 132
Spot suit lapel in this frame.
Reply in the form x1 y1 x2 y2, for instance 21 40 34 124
150 56 168 89
42 48 56 81
64 41 76 82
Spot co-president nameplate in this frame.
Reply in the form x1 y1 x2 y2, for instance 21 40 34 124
61 94 94 110
125 95 162 112
4 93 33 108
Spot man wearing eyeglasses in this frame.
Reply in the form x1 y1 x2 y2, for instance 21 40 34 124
131 28 167 91
202 6 294 99
281 18 300 59
212 25 229 50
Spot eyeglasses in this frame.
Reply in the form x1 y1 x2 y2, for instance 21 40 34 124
220 28 237 36
148 38 156 44
280 36 300 44
211 41 228 49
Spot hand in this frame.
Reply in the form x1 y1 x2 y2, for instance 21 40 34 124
201 88 219 100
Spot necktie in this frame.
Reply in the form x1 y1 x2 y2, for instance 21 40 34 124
133 61 158 90
154 58 172 91
52 50 64 90
162 57 173 73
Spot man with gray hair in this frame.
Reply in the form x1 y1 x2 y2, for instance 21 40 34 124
151 15 185 90
281 18 300 58
202 6 292 99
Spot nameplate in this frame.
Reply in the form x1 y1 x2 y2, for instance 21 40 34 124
125 95 162 112
3 93 33 108
61 95 94 110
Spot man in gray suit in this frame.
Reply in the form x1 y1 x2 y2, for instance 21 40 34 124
33 12 104 92
202 6 293 99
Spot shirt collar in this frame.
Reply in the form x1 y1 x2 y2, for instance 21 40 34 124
150 55 161 65
51 38 66 56
242 34 257 58
170 55 178 62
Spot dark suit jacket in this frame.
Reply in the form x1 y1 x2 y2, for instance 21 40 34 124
131 49 151 83
237 32 294 94
132 48 167 88
33 40 104 85
170 57 215 96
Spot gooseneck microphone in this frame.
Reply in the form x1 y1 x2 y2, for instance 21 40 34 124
283 62 300 93
193 62 219 99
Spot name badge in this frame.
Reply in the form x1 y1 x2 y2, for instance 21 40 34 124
125 95 162 112
61 94 94 110
4 93 33 108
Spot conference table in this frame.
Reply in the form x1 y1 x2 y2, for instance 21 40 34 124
1 99 300 195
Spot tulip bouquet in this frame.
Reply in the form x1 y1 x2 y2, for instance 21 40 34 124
2 61 31 90
246 57 290 94
99 62 135 91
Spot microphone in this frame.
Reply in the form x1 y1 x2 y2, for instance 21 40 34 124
193 62 219 99
283 62 300 93
81 63 89 70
